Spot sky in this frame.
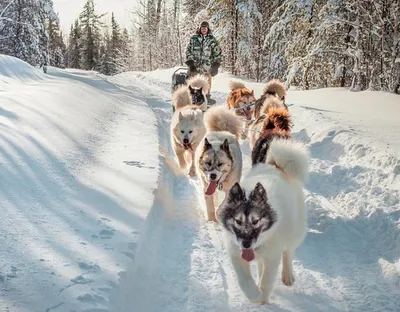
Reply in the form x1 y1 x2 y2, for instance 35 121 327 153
53 0 136 33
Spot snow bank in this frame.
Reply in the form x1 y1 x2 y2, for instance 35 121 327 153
0 55 160 311
0 54 46 83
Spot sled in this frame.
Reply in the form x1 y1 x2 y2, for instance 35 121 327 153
171 66 189 93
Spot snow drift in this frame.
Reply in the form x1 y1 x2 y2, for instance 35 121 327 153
0 55 160 311
1 56 399 312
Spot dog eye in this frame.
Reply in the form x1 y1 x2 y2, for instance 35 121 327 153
206 161 212 167
217 163 223 167
235 219 243 226
180 130 184 134
252 219 259 225
189 130 193 134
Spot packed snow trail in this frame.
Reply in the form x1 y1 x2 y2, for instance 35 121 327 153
109 70 400 312
0 57 160 312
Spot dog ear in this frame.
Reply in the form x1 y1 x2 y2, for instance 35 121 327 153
251 89 254 96
220 138 230 153
199 87 202 92
204 138 212 150
249 182 267 205
188 85 194 93
228 182 246 203
232 92 241 108
179 111 183 120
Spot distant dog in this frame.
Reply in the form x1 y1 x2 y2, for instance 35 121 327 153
217 137 309 305
194 105 243 222
249 79 288 150
251 107 292 166
226 80 256 121
172 74 210 112
249 106 292 152
170 105 206 177
253 79 287 120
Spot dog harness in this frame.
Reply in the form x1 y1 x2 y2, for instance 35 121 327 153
234 102 255 112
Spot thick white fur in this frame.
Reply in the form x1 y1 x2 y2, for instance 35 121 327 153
172 85 192 110
195 105 243 221
266 139 309 183
229 80 246 91
187 74 210 95
203 105 242 139
172 74 209 112
171 106 206 176
263 79 286 99
222 137 309 305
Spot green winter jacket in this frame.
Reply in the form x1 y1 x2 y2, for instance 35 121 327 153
185 34 222 72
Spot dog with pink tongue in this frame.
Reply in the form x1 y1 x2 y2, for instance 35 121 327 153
217 137 310 305
194 105 243 222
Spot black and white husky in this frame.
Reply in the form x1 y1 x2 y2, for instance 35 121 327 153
217 137 310 305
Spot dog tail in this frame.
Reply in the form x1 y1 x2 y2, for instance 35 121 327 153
263 107 292 133
203 105 242 138
267 138 309 183
187 74 210 95
172 85 191 110
263 79 286 100
229 80 246 91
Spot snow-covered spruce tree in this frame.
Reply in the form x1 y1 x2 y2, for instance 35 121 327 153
0 0 57 67
109 12 123 74
47 11 66 68
78 0 106 70
119 28 133 70
98 27 113 75
66 19 82 68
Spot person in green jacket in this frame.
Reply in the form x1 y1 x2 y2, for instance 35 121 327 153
185 20 222 96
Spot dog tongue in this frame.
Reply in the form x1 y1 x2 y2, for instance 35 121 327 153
205 181 218 195
244 110 252 120
241 249 255 262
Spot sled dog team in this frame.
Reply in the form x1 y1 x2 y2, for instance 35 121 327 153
170 75 310 305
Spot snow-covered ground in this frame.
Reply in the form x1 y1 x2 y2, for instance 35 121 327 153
1 57 399 311
0 55 159 311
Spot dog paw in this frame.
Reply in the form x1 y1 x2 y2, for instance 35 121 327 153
281 271 295 286
207 215 217 222
257 298 269 305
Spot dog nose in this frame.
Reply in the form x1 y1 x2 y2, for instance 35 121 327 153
210 173 217 180
242 240 252 249
183 138 189 144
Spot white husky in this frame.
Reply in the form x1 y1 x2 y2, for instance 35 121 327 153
217 138 309 305
170 106 206 176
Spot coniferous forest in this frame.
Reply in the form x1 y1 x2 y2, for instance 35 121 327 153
0 0 399 93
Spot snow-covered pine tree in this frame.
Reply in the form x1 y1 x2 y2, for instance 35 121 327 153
108 12 123 74
119 28 132 70
0 0 57 67
78 0 106 70
66 19 82 68
98 26 113 75
47 10 66 68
